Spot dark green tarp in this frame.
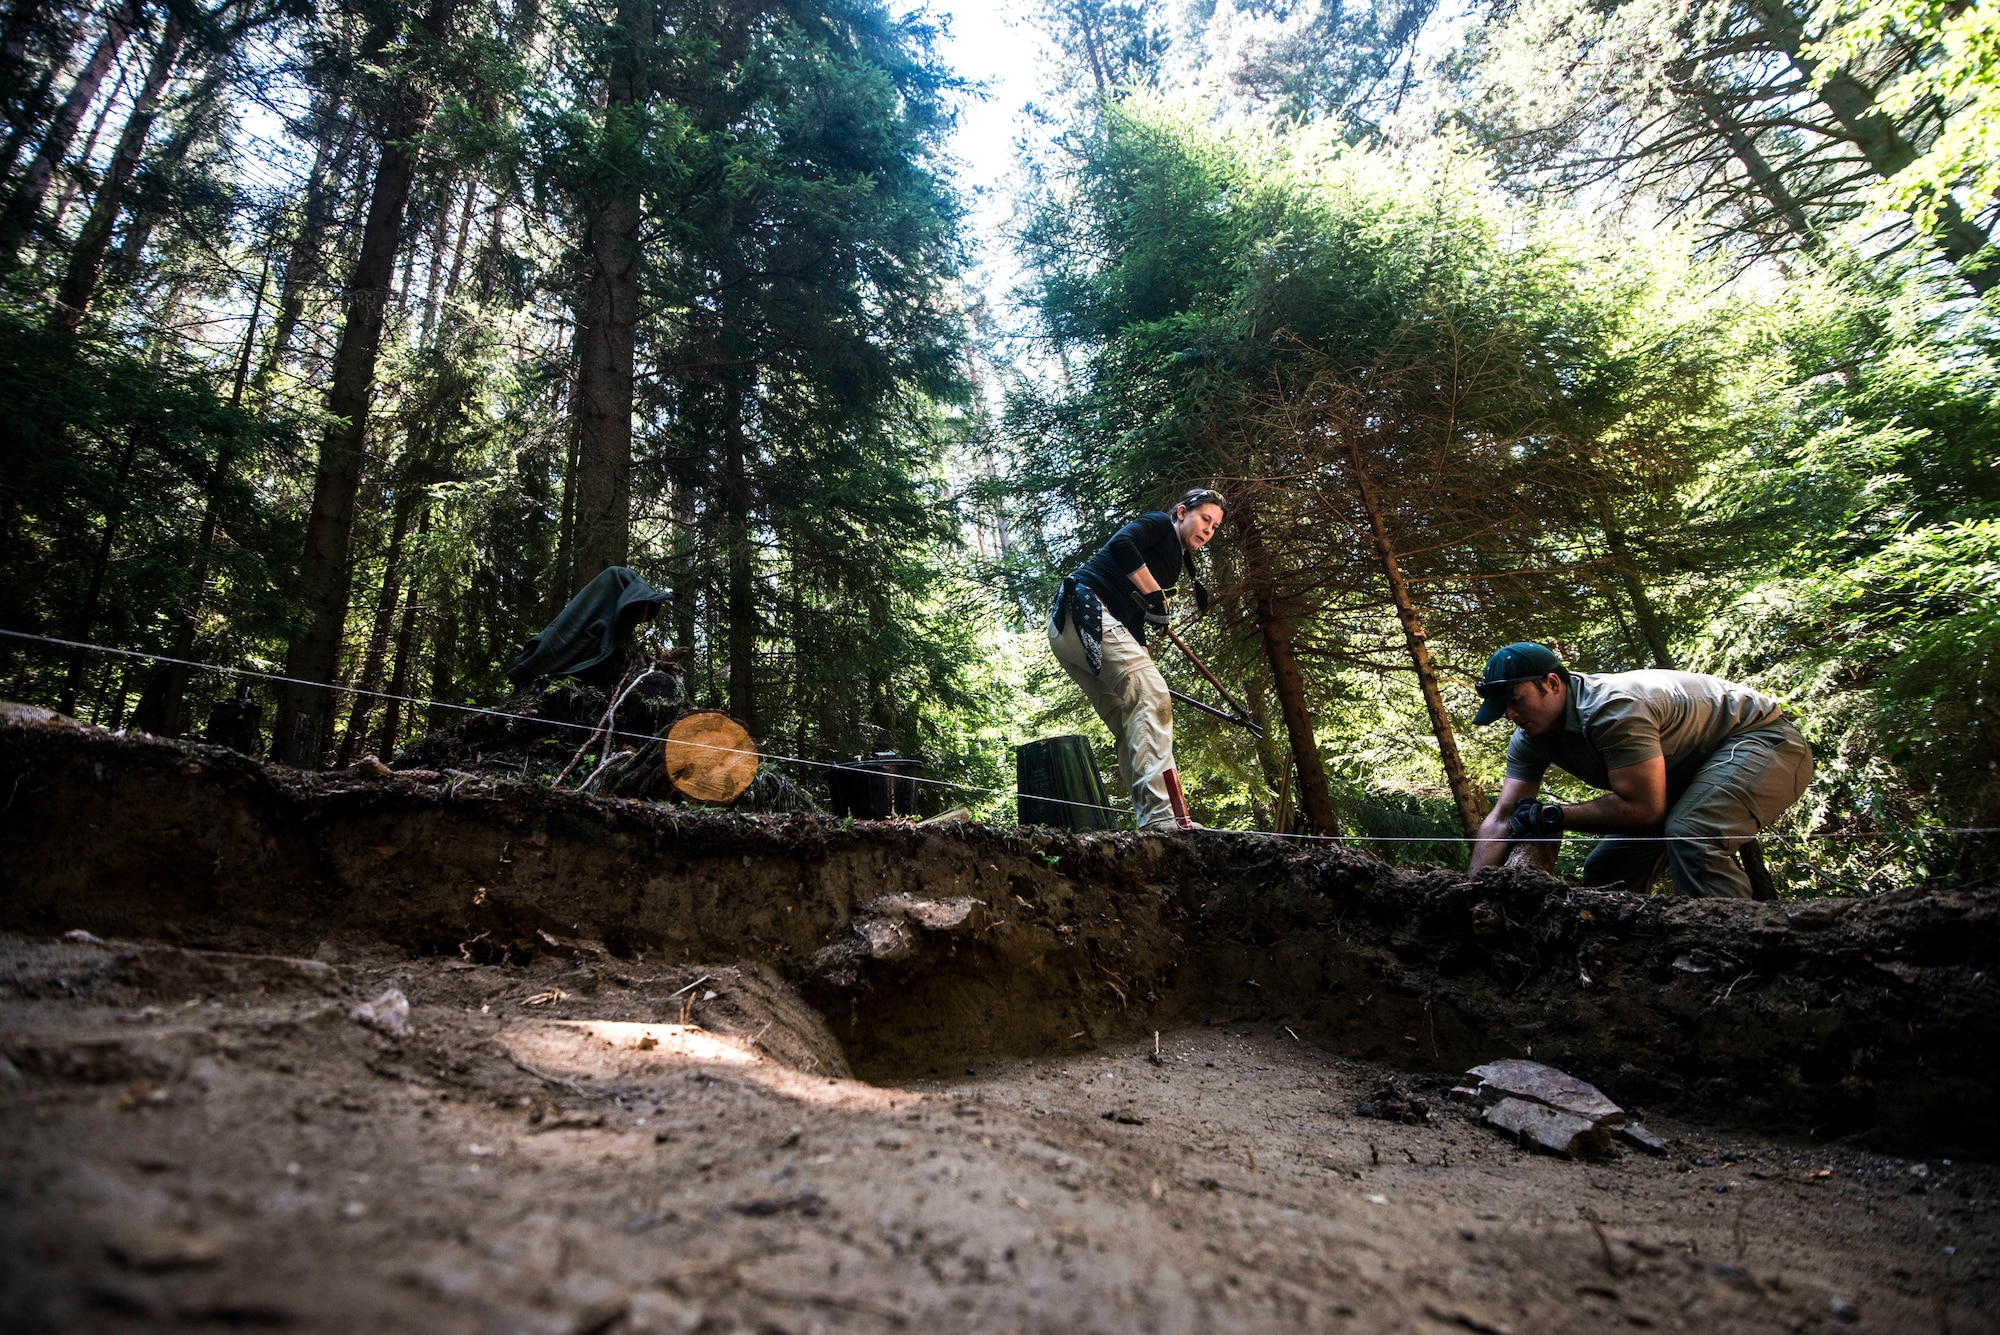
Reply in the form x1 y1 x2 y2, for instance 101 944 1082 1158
506 567 670 690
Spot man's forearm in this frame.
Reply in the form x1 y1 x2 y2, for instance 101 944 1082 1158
1468 816 1512 872
1558 792 1663 832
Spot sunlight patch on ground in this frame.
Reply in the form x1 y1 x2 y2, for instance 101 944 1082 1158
500 1020 913 1112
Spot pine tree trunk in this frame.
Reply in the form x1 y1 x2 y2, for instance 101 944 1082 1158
0 0 140 260
0 36 74 190
335 488 415 765
1688 87 1818 248
670 483 696 656
1602 521 1674 669
59 432 139 715
723 382 755 730
49 44 131 234
552 373 581 614
1246 678 1295 834
420 179 474 345
1237 513 1339 835
568 0 649 590
108 60 231 277
273 0 461 767
376 507 429 757
49 11 180 334
1344 441 1488 838
426 596 457 736
157 264 264 732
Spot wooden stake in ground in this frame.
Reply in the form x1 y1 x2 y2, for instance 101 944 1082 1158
662 711 759 804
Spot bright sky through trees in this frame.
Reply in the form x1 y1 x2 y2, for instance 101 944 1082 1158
927 0 1043 313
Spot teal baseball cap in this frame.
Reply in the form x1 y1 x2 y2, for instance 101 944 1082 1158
1472 642 1568 726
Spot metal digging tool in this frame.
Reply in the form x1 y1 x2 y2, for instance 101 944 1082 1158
1158 624 1263 739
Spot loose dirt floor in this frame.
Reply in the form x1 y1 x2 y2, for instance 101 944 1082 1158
1 932 1993 1335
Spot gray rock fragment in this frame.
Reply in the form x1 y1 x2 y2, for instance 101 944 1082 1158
1465 1058 1626 1127
1617 1122 1668 1155
809 895 982 987
1482 1097 1613 1160
348 986 411 1039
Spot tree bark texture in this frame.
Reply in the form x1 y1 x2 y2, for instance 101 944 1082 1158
0 0 140 260
273 0 460 767
49 11 180 334
1344 441 1489 839
1236 514 1339 836
568 0 649 590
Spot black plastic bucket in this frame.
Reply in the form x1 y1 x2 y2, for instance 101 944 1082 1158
829 754 923 820
1015 735 1117 831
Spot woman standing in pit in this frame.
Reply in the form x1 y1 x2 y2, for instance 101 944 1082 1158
1048 489 1227 831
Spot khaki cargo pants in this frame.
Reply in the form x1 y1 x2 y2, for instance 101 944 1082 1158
1582 721 1814 898
1048 611 1177 831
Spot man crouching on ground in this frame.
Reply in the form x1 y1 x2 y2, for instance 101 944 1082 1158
1466 642 1813 898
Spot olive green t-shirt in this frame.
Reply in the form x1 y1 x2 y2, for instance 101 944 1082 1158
1503 670 1786 791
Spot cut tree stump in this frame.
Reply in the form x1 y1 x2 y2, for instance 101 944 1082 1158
662 711 759 804
1503 838 1558 873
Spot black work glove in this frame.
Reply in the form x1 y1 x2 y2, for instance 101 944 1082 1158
1137 589 1170 626
1507 798 1565 840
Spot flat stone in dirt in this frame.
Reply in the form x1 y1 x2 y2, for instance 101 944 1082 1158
1482 1095 1616 1160
1467 1058 1627 1126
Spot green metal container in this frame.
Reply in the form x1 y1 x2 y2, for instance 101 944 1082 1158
1015 735 1117 831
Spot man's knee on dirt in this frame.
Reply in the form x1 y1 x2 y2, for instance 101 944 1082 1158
1662 803 1754 897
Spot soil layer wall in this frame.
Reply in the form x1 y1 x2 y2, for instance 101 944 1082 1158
2 719 1993 1156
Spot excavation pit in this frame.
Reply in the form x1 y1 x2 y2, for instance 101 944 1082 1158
2 717 1995 1332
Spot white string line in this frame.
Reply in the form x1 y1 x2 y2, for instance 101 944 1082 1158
5 628 1996 847
0 628 1127 820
